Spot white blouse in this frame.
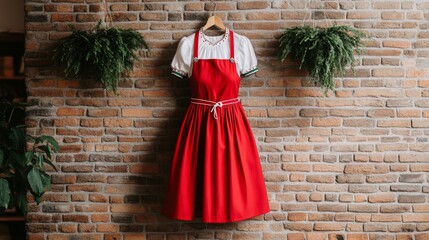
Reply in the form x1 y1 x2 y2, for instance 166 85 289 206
171 28 258 78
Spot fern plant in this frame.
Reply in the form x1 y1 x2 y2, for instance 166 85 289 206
54 21 149 93
278 25 365 93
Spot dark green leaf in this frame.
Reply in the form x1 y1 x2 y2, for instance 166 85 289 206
40 171 51 187
37 153 43 167
9 127 26 152
43 158 57 171
27 167 45 196
15 190 27 214
25 151 34 166
0 179 10 208
14 175 28 214
10 152 26 168
0 149 3 166
38 136 59 153
34 195 42 205
37 145 51 160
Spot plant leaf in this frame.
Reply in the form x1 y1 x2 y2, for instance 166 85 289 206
43 158 57 171
0 179 10 208
0 149 3 166
11 152 26 168
27 167 45 196
15 190 27 214
25 151 34 166
41 136 60 153
37 153 44 167
9 127 26 152
37 145 51 159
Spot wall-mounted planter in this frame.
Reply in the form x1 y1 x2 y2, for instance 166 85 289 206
278 25 365 94
54 21 149 93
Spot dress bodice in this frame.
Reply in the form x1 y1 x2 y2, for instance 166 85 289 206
190 30 240 101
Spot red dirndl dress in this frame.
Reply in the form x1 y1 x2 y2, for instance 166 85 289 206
163 29 270 223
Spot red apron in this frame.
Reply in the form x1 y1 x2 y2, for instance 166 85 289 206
163 30 270 223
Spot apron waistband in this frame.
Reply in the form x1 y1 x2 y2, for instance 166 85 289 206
190 98 239 119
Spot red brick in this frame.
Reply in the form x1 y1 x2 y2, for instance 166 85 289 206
88 109 119 117
57 108 85 116
383 40 410 48
67 185 102 192
306 175 335 183
247 12 280 20
305 232 327 240
76 14 100 22
402 214 429 222
78 224 96 233
372 68 404 77
371 214 401 222
124 234 146 240
63 215 89 223
122 108 152 117
347 234 368 240
91 214 110 223
184 2 203 11
367 109 395 118
104 234 122 240
287 233 305 240
58 224 77 233
285 212 307 222
377 119 411 128
347 12 378 19
59 145 83 153
75 204 108 212
237 1 268 10
368 193 396 203
373 1 401 9
313 222 346 231
140 12 167 21
312 118 341 127
54 118 80 127
111 205 146 213
129 163 159 174
45 4 73 12
397 110 421 117
416 234 429 240
108 99 141 106
104 119 133 127
80 119 103 127
96 224 119 233
45 235 68 240
110 4 127 11
51 14 75 22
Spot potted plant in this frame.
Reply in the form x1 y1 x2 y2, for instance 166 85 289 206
278 25 365 93
0 101 59 214
54 20 149 93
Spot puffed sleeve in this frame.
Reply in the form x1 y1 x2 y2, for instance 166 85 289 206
237 36 258 77
171 36 193 78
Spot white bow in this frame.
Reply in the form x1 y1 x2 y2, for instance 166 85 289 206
210 102 223 119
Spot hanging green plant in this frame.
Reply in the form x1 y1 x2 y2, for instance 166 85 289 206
54 21 149 93
278 25 365 93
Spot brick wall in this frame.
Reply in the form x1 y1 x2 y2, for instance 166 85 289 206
24 0 429 239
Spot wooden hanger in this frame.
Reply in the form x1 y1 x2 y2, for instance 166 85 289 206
202 15 226 31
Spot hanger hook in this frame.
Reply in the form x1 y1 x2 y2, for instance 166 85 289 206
210 0 217 16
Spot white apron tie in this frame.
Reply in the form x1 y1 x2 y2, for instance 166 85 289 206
190 98 239 119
